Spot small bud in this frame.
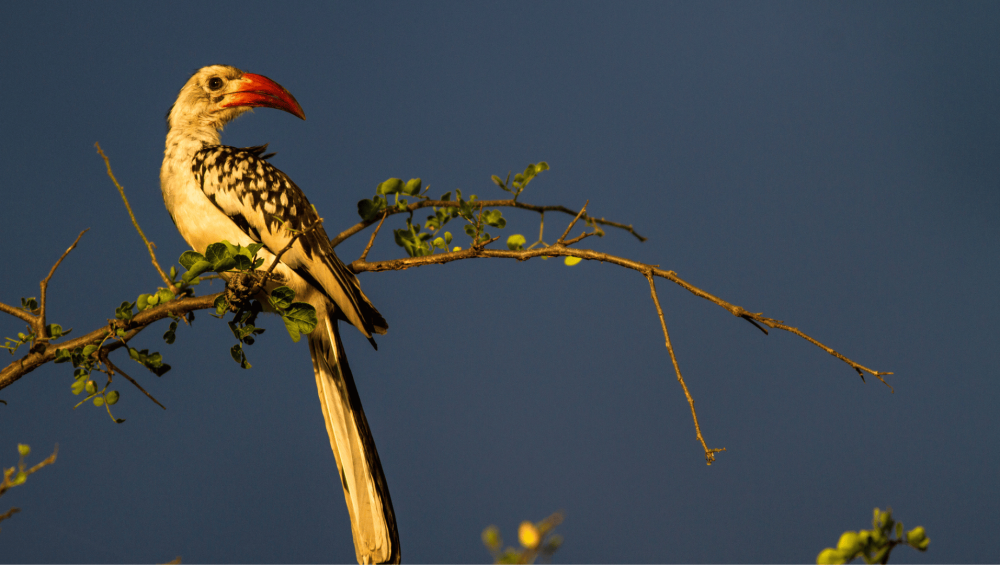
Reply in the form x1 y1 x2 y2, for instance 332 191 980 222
518 521 540 549
481 526 501 551
17 444 30 457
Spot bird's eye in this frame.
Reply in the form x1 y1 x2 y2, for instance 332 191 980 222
207 77 224 91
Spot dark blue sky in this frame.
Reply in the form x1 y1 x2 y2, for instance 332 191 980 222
2 1 998 563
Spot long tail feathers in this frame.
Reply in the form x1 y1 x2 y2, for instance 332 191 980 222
308 315 400 564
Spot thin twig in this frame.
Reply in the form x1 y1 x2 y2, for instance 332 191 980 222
359 211 389 262
95 143 178 294
0 445 58 498
647 274 725 465
556 201 588 245
38 229 89 340
561 230 595 247
0 507 20 524
331 199 646 247
100 351 166 410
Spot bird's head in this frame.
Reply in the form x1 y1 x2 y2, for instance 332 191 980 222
166 65 305 138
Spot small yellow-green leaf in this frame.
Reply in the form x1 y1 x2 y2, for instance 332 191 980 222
564 256 582 266
93 396 104 407
17 444 30 457
481 525 501 551
816 547 847 565
106 390 120 405
507 234 526 251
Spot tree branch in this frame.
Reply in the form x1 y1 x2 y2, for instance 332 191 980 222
350 245 892 385
0 293 220 392
0 302 35 326
96 143 179 295
330 199 646 247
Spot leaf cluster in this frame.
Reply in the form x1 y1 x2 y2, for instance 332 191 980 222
817 507 929 564
359 167 557 258
482 512 563 564
491 161 549 201
172 240 318 369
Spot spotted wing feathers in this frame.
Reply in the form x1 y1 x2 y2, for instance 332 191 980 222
192 145 387 339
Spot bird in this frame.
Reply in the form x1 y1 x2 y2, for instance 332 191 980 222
161 65 399 564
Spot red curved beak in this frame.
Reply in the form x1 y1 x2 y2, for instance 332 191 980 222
222 72 306 120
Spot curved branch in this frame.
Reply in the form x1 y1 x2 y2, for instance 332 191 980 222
330 199 646 247
350 245 893 385
0 293 220 391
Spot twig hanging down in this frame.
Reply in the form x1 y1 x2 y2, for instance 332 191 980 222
646 274 725 465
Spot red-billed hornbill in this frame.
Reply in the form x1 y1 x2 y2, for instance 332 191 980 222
161 65 399 564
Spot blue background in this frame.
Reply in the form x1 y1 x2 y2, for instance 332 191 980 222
1 1 998 562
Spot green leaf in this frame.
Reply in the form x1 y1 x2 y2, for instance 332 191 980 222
281 303 318 343
507 234 526 251
10 471 26 487
115 301 135 321
233 253 253 271
230 343 251 369
564 256 582 266
491 174 506 189
403 178 422 195
268 286 296 311
106 390 119 405
71 379 86 395
82 344 98 357
17 444 30 457
156 289 175 304
376 178 403 195
85 381 97 394
46 323 70 339
205 242 236 272
163 320 177 344
93 396 104 407
54 348 71 363
440 191 452 201
137 294 151 310
213 295 230 317
169 265 177 280
178 251 206 270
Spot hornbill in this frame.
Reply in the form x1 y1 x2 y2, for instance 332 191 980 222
161 65 399 564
